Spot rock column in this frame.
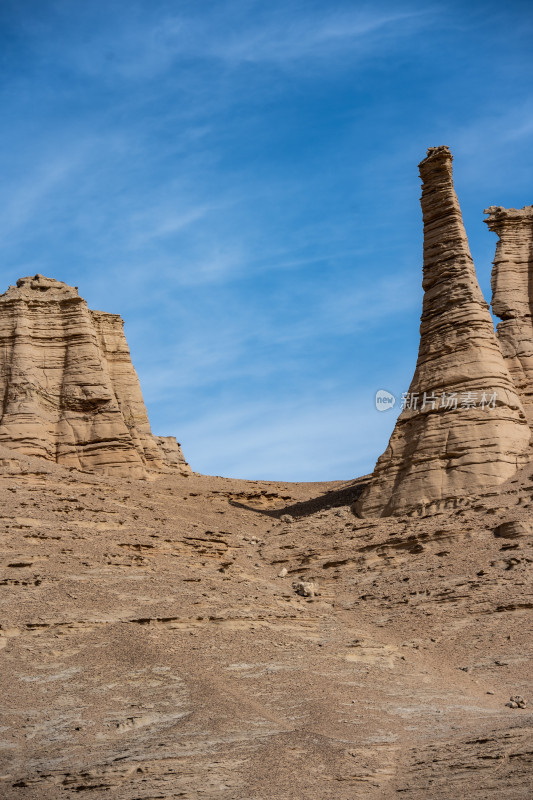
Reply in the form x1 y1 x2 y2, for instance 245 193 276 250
357 147 530 517
485 205 533 428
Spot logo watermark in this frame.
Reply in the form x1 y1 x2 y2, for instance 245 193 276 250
374 389 499 412
375 389 396 412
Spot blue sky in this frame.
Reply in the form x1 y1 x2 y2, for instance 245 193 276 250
1 0 532 480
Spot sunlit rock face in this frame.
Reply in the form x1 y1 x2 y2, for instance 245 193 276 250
486 205 533 429
357 147 531 518
0 274 190 478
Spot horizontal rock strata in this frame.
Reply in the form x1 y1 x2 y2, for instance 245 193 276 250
357 147 531 517
485 205 533 428
0 274 190 478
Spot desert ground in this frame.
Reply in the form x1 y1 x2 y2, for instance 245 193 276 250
0 446 531 799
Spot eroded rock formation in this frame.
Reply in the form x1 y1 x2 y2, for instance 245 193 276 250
0 274 190 478
485 205 533 427
357 147 531 518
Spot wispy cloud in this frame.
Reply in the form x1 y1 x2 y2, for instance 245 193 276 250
202 8 432 66
0 152 83 241
127 204 214 247
17 2 434 83
169 390 399 481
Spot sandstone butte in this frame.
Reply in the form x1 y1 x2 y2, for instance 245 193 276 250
356 146 532 518
0 274 190 479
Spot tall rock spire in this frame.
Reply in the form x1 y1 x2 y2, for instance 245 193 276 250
485 205 533 428
357 147 530 517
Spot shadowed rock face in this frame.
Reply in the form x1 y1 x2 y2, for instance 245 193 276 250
0 274 190 477
357 147 531 518
485 205 533 428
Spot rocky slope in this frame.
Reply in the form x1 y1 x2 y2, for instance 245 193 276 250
0 275 189 479
0 448 531 798
357 147 531 518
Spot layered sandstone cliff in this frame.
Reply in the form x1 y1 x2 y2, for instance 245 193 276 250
357 147 530 517
0 274 190 478
485 205 533 428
